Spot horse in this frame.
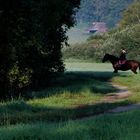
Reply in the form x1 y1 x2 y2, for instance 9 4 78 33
102 53 140 74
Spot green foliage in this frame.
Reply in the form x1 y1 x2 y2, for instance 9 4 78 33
0 0 80 98
119 1 140 28
63 24 140 61
76 0 134 27
63 33 106 61
87 34 106 41
0 109 140 140
101 24 140 60
8 65 32 95
63 44 95 61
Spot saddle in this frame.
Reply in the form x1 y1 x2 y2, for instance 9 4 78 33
116 60 126 67
119 60 126 65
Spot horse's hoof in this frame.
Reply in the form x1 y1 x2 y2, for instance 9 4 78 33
113 71 118 73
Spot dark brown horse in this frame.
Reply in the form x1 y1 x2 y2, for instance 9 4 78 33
102 53 140 74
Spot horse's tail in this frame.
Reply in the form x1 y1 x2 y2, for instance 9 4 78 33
139 62 140 73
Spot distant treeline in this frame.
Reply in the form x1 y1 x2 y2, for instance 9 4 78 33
76 0 134 27
63 1 140 62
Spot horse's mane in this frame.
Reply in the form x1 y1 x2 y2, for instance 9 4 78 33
107 53 119 61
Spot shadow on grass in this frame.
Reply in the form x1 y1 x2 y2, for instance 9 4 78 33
0 98 134 125
0 71 132 125
25 71 123 99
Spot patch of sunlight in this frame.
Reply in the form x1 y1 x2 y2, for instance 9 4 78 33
27 90 102 109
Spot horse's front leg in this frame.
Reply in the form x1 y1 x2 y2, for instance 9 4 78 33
113 65 118 73
113 69 118 73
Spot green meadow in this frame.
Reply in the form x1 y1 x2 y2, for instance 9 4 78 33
0 62 140 140
1 109 140 140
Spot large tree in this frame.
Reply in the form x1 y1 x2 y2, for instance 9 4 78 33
0 0 80 98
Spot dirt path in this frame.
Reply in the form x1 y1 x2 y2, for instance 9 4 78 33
101 83 132 103
77 83 140 121
102 83 140 113
108 103 140 113
103 83 140 113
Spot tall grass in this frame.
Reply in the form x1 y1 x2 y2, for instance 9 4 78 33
0 67 121 125
0 109 140 140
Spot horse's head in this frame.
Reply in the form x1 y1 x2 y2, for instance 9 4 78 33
102 53 110 63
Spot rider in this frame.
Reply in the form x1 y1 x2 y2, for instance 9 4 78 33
118 48 127 66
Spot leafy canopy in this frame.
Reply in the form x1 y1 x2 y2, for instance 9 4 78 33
0 0 80 98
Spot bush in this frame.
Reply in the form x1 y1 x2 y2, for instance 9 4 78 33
8 65 32 97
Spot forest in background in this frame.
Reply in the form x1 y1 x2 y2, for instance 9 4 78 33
67 0 135 44
76 0 134 27
64 0 140 61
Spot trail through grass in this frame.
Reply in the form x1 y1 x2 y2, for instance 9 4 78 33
112 73 140 103
0 62 140 140
0 63 139 125
0 70 121 125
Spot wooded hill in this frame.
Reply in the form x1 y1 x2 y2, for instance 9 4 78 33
76 0 134 27
63 1 140 62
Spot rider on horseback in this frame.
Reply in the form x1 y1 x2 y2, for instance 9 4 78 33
102 52 139 74
117 48 127 67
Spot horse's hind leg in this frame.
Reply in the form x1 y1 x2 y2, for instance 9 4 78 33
131 67 138 74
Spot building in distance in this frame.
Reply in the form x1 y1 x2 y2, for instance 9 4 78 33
83 22 108 34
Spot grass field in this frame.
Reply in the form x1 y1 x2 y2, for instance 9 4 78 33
0 109 140 140
65 62 113 71
0 62 140 140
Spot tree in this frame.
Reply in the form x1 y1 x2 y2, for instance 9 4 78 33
119 1 140 28
0 0 80 98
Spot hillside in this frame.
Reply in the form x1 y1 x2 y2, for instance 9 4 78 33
76 0 134 27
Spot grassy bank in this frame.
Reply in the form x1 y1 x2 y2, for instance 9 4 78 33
0 63 139 125
0 69 120 125
112 73 140 103
0 109 140 140
0 62 140 139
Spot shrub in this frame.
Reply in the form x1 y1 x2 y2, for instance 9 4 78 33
8 65 32 97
